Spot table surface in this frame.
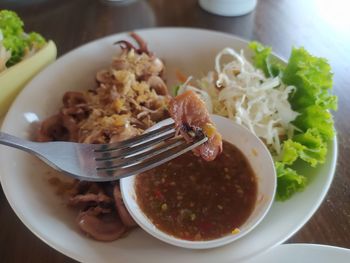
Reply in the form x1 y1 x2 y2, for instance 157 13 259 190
0 0 349 262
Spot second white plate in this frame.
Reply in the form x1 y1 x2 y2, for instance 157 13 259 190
245 244 350 263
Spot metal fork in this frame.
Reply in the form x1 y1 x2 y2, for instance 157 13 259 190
0 120 207 182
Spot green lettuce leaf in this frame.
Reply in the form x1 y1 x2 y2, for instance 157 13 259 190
0 10 46 67
249 41 337 201
249 41 285 77
293 128 327 166
249 41 271 77
0 10 23 37
281 128 327 167
275 162 307 201
293 105 334 141
280 139 304 165
27 32 46 49
2 34 26 66
283 47 337 111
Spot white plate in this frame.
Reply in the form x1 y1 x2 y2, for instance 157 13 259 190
245 244 350 263
0 28 337 263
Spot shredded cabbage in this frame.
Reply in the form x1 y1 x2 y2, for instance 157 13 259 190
182 47 299 154
177 77 213 113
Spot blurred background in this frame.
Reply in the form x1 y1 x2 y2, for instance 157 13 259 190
1 0 349 102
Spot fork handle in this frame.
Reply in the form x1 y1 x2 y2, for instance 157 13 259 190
0 132 38 154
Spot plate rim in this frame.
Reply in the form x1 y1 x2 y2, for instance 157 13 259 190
281 243 350 251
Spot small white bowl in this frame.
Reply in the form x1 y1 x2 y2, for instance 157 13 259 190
120 114 276 249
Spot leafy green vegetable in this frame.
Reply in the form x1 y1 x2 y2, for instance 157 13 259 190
249 41 337 201
283 47 337 111
2 34 27 66
27 32 46 49
281 128 327 167
280 140 304 165
293 128 327 166
249 41 284 78
249 41 271 77
0 10 23 36
0 10 46 67
172 85 180 97
275 162 307 201
293 105 334 141
0 10 26 66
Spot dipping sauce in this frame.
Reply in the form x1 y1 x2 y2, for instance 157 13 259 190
135 141 257 241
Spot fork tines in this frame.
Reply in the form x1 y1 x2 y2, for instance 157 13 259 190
94 122 175 152
94 122 207 179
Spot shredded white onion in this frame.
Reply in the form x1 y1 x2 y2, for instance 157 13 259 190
177 77 213 113
178 47 299 154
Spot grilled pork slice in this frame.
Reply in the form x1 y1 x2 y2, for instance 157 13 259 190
169 90 222 161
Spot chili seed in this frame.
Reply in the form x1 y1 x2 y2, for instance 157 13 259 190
190 213 196 221
161 203 168 211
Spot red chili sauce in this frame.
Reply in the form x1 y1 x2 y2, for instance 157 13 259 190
135 141 257 241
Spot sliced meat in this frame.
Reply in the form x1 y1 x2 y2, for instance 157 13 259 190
96 69 114 84
115 32 150 55
87 206 112 216
109 125 140 143
77 208 126 242
62 91 86 107
129 32 149 55
112 58 128 70
61 114 79 142
61 105 90 122
68 192 113 206
149 107 169 122
140 106 169 123
37 114 69 142
114 33 165 79
113 185 137 227
169 90 223 161
70 181 101 195
80 129 105 144
147 75 168 96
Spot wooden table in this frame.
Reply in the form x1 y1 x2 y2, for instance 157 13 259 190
0 0 349 262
